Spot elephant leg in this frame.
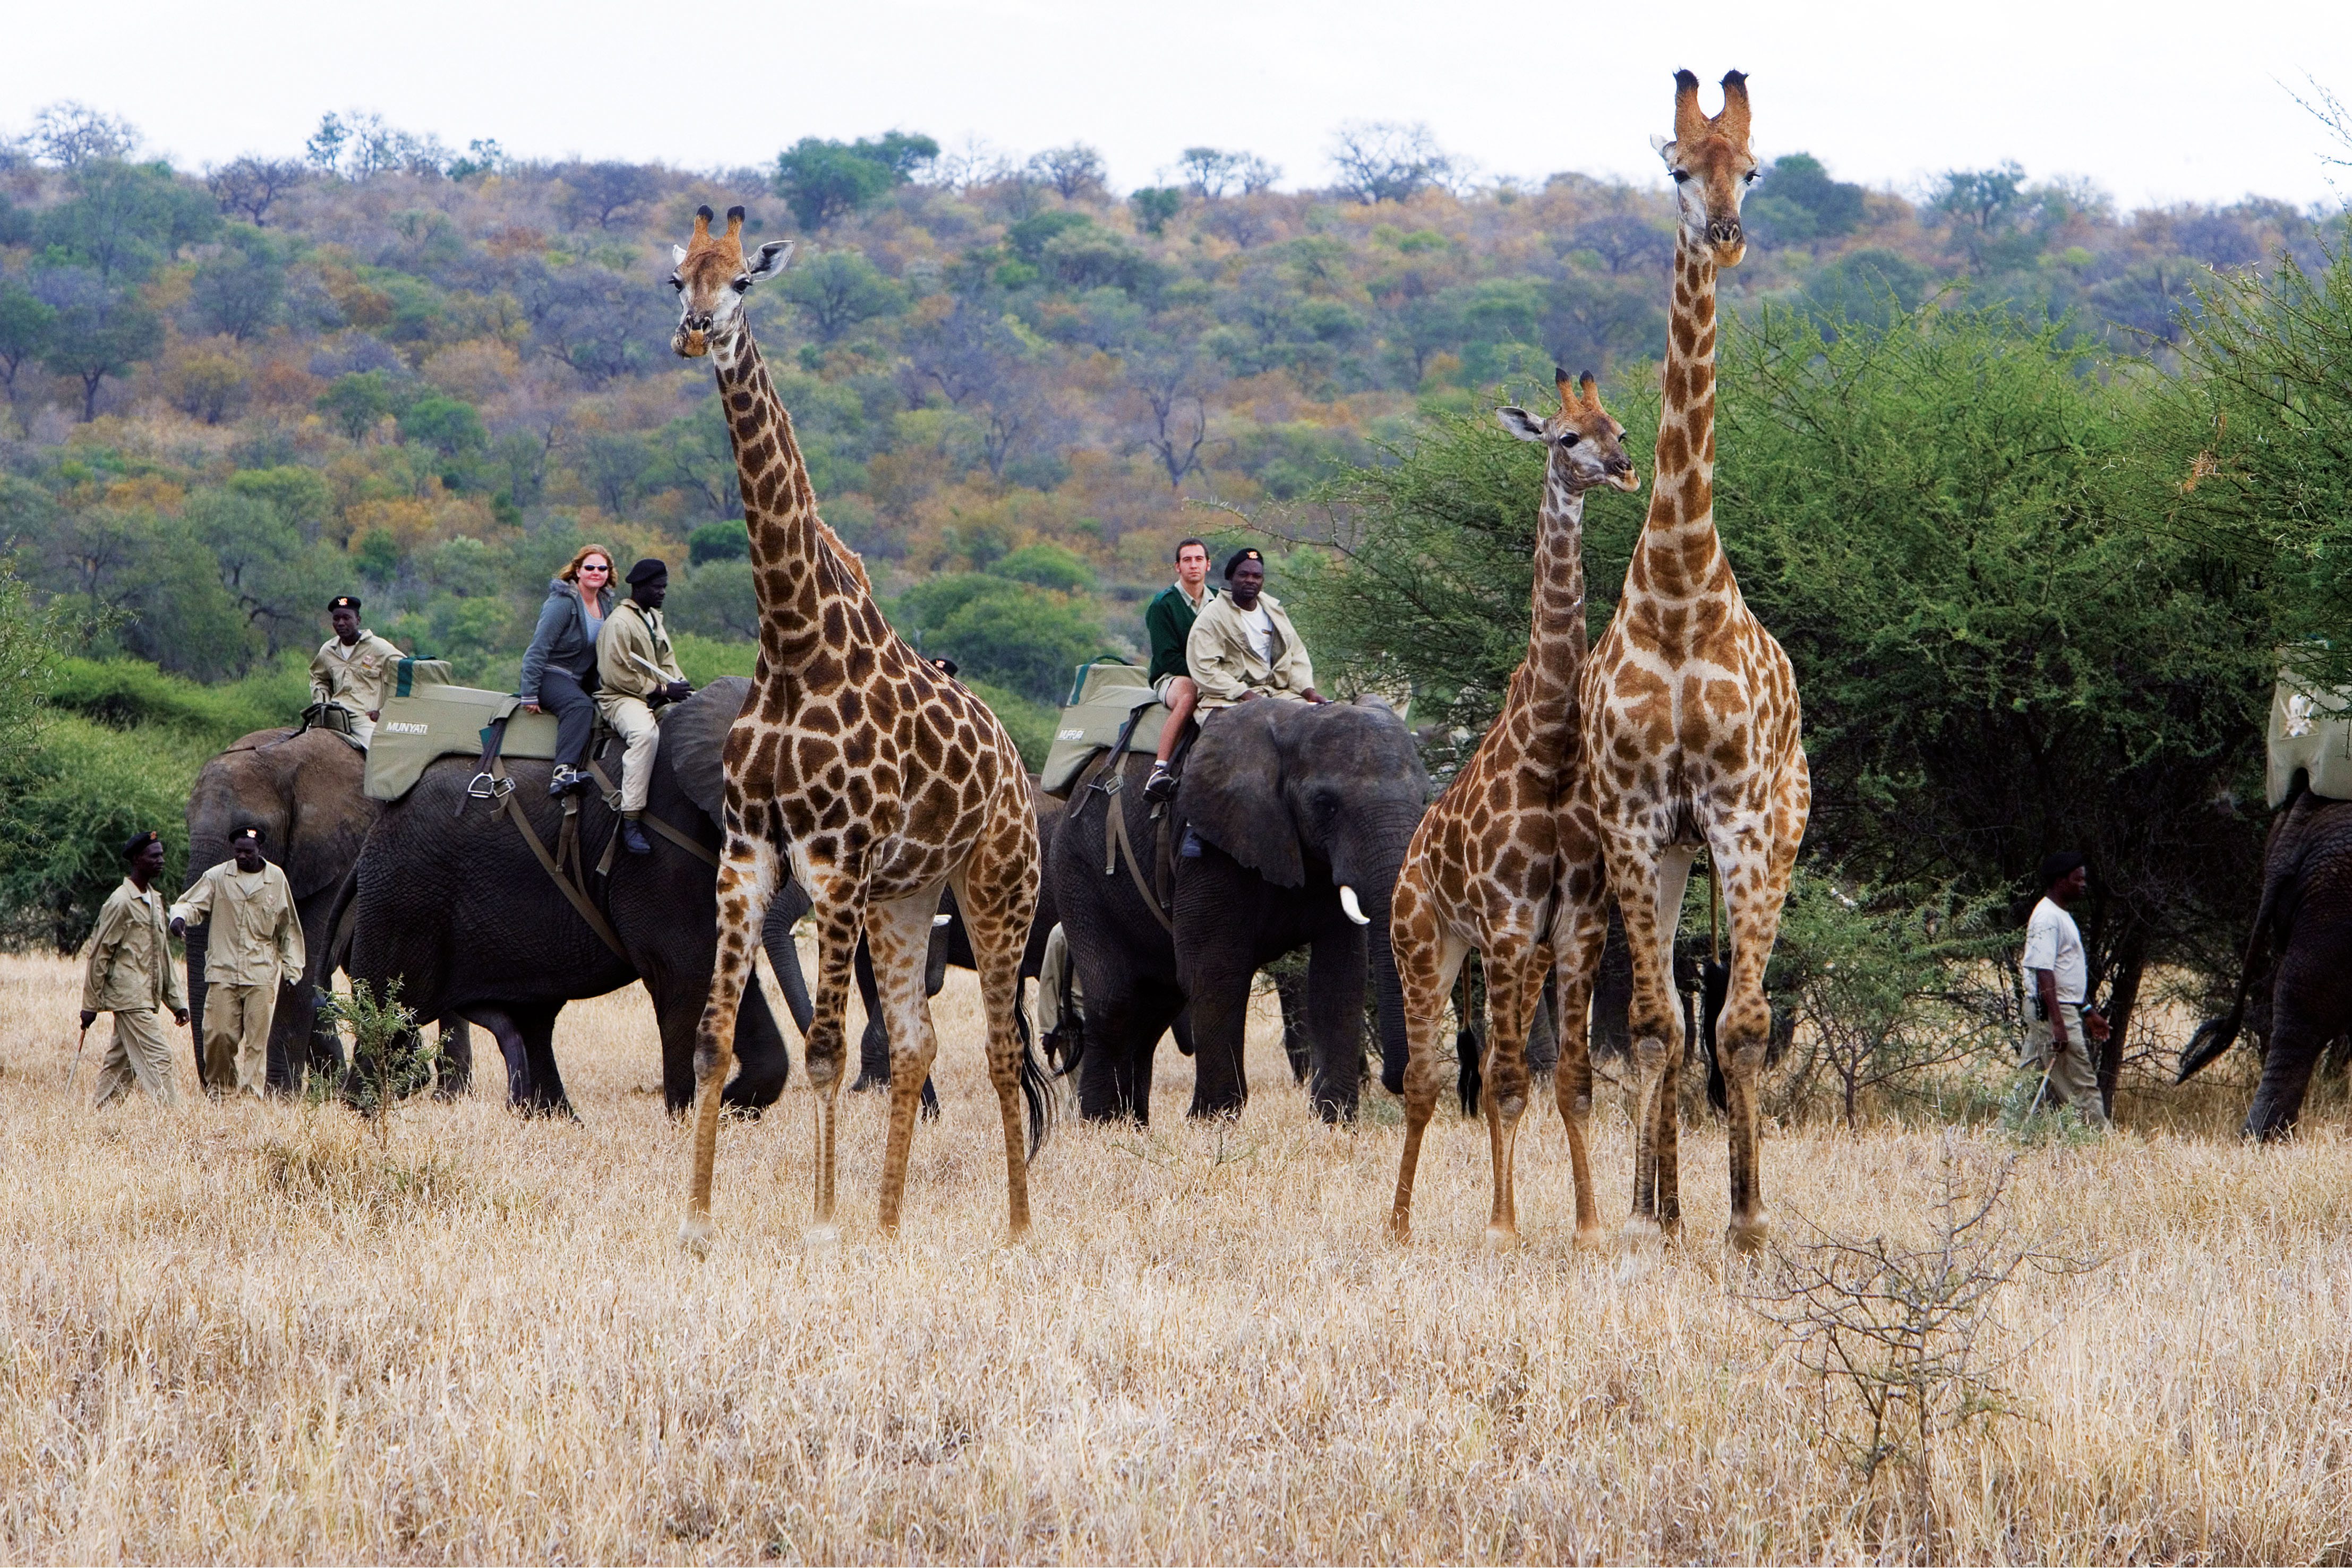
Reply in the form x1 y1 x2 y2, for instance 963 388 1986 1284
464 1006 539 1111
1604 839 1696 1244
1307 927 1370 1124
1076 974 1157 1124
851 937 891 1092
434 1016 473 1100
1389 906 1468 1244
514 1003 573 1119
1181 944 1254 1120
864 893 944 1235
1550 889 1611 1250
1275 967 1311 1083
2247 940 2352 1138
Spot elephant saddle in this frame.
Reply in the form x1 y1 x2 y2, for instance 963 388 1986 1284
2269 667 2352 809
362 660 568 802
1041 659 1172 798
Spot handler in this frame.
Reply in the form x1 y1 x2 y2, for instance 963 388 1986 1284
1186 547 1322 711
308 595 405 749
1142 536 1216 802
2021 851 2111 1127
79 830 190 1108
596 557 693 856
169 826 304 1099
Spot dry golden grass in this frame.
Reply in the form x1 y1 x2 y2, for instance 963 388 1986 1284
3 946 2350 1563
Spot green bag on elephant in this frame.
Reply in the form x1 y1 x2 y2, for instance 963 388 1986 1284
362 659 568 802
1039 659 1169 799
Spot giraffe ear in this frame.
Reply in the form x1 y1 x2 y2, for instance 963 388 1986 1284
1496 407 1547 443
671 243 688 267
745 239 794 282
1650 132 1673 162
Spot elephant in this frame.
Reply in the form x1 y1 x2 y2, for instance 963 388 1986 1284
343 677 813 1117
1050 697 1427 1123
2180 785 2352 1137
183 725 472 1090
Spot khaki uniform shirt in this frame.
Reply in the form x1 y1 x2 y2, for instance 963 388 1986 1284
310 631 404 718
596 602 686 704
169 860 305 988
1186 589 1316 709
80 879 187 1015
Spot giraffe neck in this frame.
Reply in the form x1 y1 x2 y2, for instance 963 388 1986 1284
1629 232 1728 607
1499 462 1590 765
709 322 864 670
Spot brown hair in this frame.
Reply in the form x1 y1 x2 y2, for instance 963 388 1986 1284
559 544 617 585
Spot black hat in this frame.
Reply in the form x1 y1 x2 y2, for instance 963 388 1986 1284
1222 548 1263 581
625 558 669 586
928 655 961 679
328 595 361 613
2039 851 2086 889
123 829 160 861
231 826 262 845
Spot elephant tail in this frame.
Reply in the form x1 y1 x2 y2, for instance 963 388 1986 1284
1015 1001 1057 1159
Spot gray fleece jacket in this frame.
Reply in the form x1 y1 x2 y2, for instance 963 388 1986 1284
518 577 613 702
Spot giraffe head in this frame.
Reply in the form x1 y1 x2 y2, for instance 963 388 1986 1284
669 204 792 359
1652 68 1757 267
1498 369 1640 494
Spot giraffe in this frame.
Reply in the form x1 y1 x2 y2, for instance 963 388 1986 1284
667 206 1045 1248
1389 370 1638 1249
1578 71 1809 1253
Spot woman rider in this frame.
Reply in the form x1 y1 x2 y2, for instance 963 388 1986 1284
519 544 615 795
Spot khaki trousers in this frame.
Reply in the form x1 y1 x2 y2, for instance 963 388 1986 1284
203 982 277 1098
92 1007 179 1109
600 696 661 812
2022 1005 2108 1125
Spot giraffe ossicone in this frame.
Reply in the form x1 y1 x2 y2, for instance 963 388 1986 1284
667 200 1048 1247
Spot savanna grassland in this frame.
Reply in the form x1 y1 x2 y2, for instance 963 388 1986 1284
3 948 2348 1564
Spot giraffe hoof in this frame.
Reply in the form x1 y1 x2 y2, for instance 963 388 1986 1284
1388 1213 1413 1245
805 1223 841 1247
678 1213 716 1256
1573 1225 1612 1254
1727 1216 1769 1255
1622 1215 1664 1246
1482 1223 1520 1250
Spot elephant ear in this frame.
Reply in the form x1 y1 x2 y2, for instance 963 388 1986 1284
664 677 755 825
284 732 373 902
1177 701 1304 888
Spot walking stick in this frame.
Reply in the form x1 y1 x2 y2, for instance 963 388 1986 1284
65 1020 90 1088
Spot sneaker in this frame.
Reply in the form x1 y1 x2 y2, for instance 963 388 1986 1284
621 819 653 855
546 766 578 797
1142 762 1177 803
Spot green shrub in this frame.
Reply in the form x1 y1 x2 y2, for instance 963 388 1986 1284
0 713 212 949
44 653 308 746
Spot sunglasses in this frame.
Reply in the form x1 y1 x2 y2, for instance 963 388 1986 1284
580 563 611 573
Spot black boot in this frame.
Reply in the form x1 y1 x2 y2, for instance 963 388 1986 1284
548 765 578 798
621 817 653 855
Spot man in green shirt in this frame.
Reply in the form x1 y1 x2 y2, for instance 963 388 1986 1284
1142 537 1216 802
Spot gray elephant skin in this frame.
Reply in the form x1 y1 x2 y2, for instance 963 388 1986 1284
1051 698 1427 1123
184 726 402 1088
343 677 812 1117
2182 786 2352 1136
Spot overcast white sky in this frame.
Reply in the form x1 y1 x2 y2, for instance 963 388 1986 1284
6 0 2349 212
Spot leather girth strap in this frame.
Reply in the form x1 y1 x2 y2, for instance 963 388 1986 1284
585 758 722 878
488 755 630 961
1076 749 1174 936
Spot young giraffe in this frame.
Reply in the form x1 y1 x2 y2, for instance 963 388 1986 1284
1389 370 1637 1248
1578 71 1808 1254
668 207 1044 1248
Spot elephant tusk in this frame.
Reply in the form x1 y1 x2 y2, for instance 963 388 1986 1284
931 914 954 928
1339 885 1371 926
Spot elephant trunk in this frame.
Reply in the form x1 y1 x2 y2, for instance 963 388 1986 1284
181 921 210 1084
1330 802 1419 1096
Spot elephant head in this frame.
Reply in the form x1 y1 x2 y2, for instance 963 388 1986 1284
1177 698 1431 1083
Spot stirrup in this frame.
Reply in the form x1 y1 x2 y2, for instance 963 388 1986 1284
466 770 513 801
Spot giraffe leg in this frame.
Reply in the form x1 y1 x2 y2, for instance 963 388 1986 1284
863 890 942 1237
1389 895 1466 1245
952 818 1041 1243
799 887 867 1230
682 820 784 1252
1710 799 1802 1255
1605 839 1693 1244
1549 884 1610 1250
1480 937 1542 1247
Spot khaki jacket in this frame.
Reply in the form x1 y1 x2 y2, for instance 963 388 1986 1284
595 601 686 706
169 860 305 988
310 631 404 717
1186 589 1316 709
80 879 187 1015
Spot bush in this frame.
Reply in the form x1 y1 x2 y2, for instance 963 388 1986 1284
891 573 1106 706
0 714 213 948
687 518 749 565
44 654 308 746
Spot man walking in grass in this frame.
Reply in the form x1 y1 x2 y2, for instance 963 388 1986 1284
79 830 190 1108
170 825 304 1099
2021 851 2111 1127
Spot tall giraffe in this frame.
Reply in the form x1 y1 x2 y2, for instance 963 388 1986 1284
668 207 1044 1247
1579 72 1808 1253
1389 370 1637 1249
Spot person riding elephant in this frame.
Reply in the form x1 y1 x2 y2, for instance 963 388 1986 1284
308 595 405 749
519 544 616 796
1050 695 1426 1123
341 676 815 1118
183 722 473 1090
595 556 694 857
1185 547 1321 712
2181 784 2352 1137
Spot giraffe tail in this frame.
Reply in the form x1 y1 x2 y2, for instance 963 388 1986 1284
1016 1004 1056 1159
